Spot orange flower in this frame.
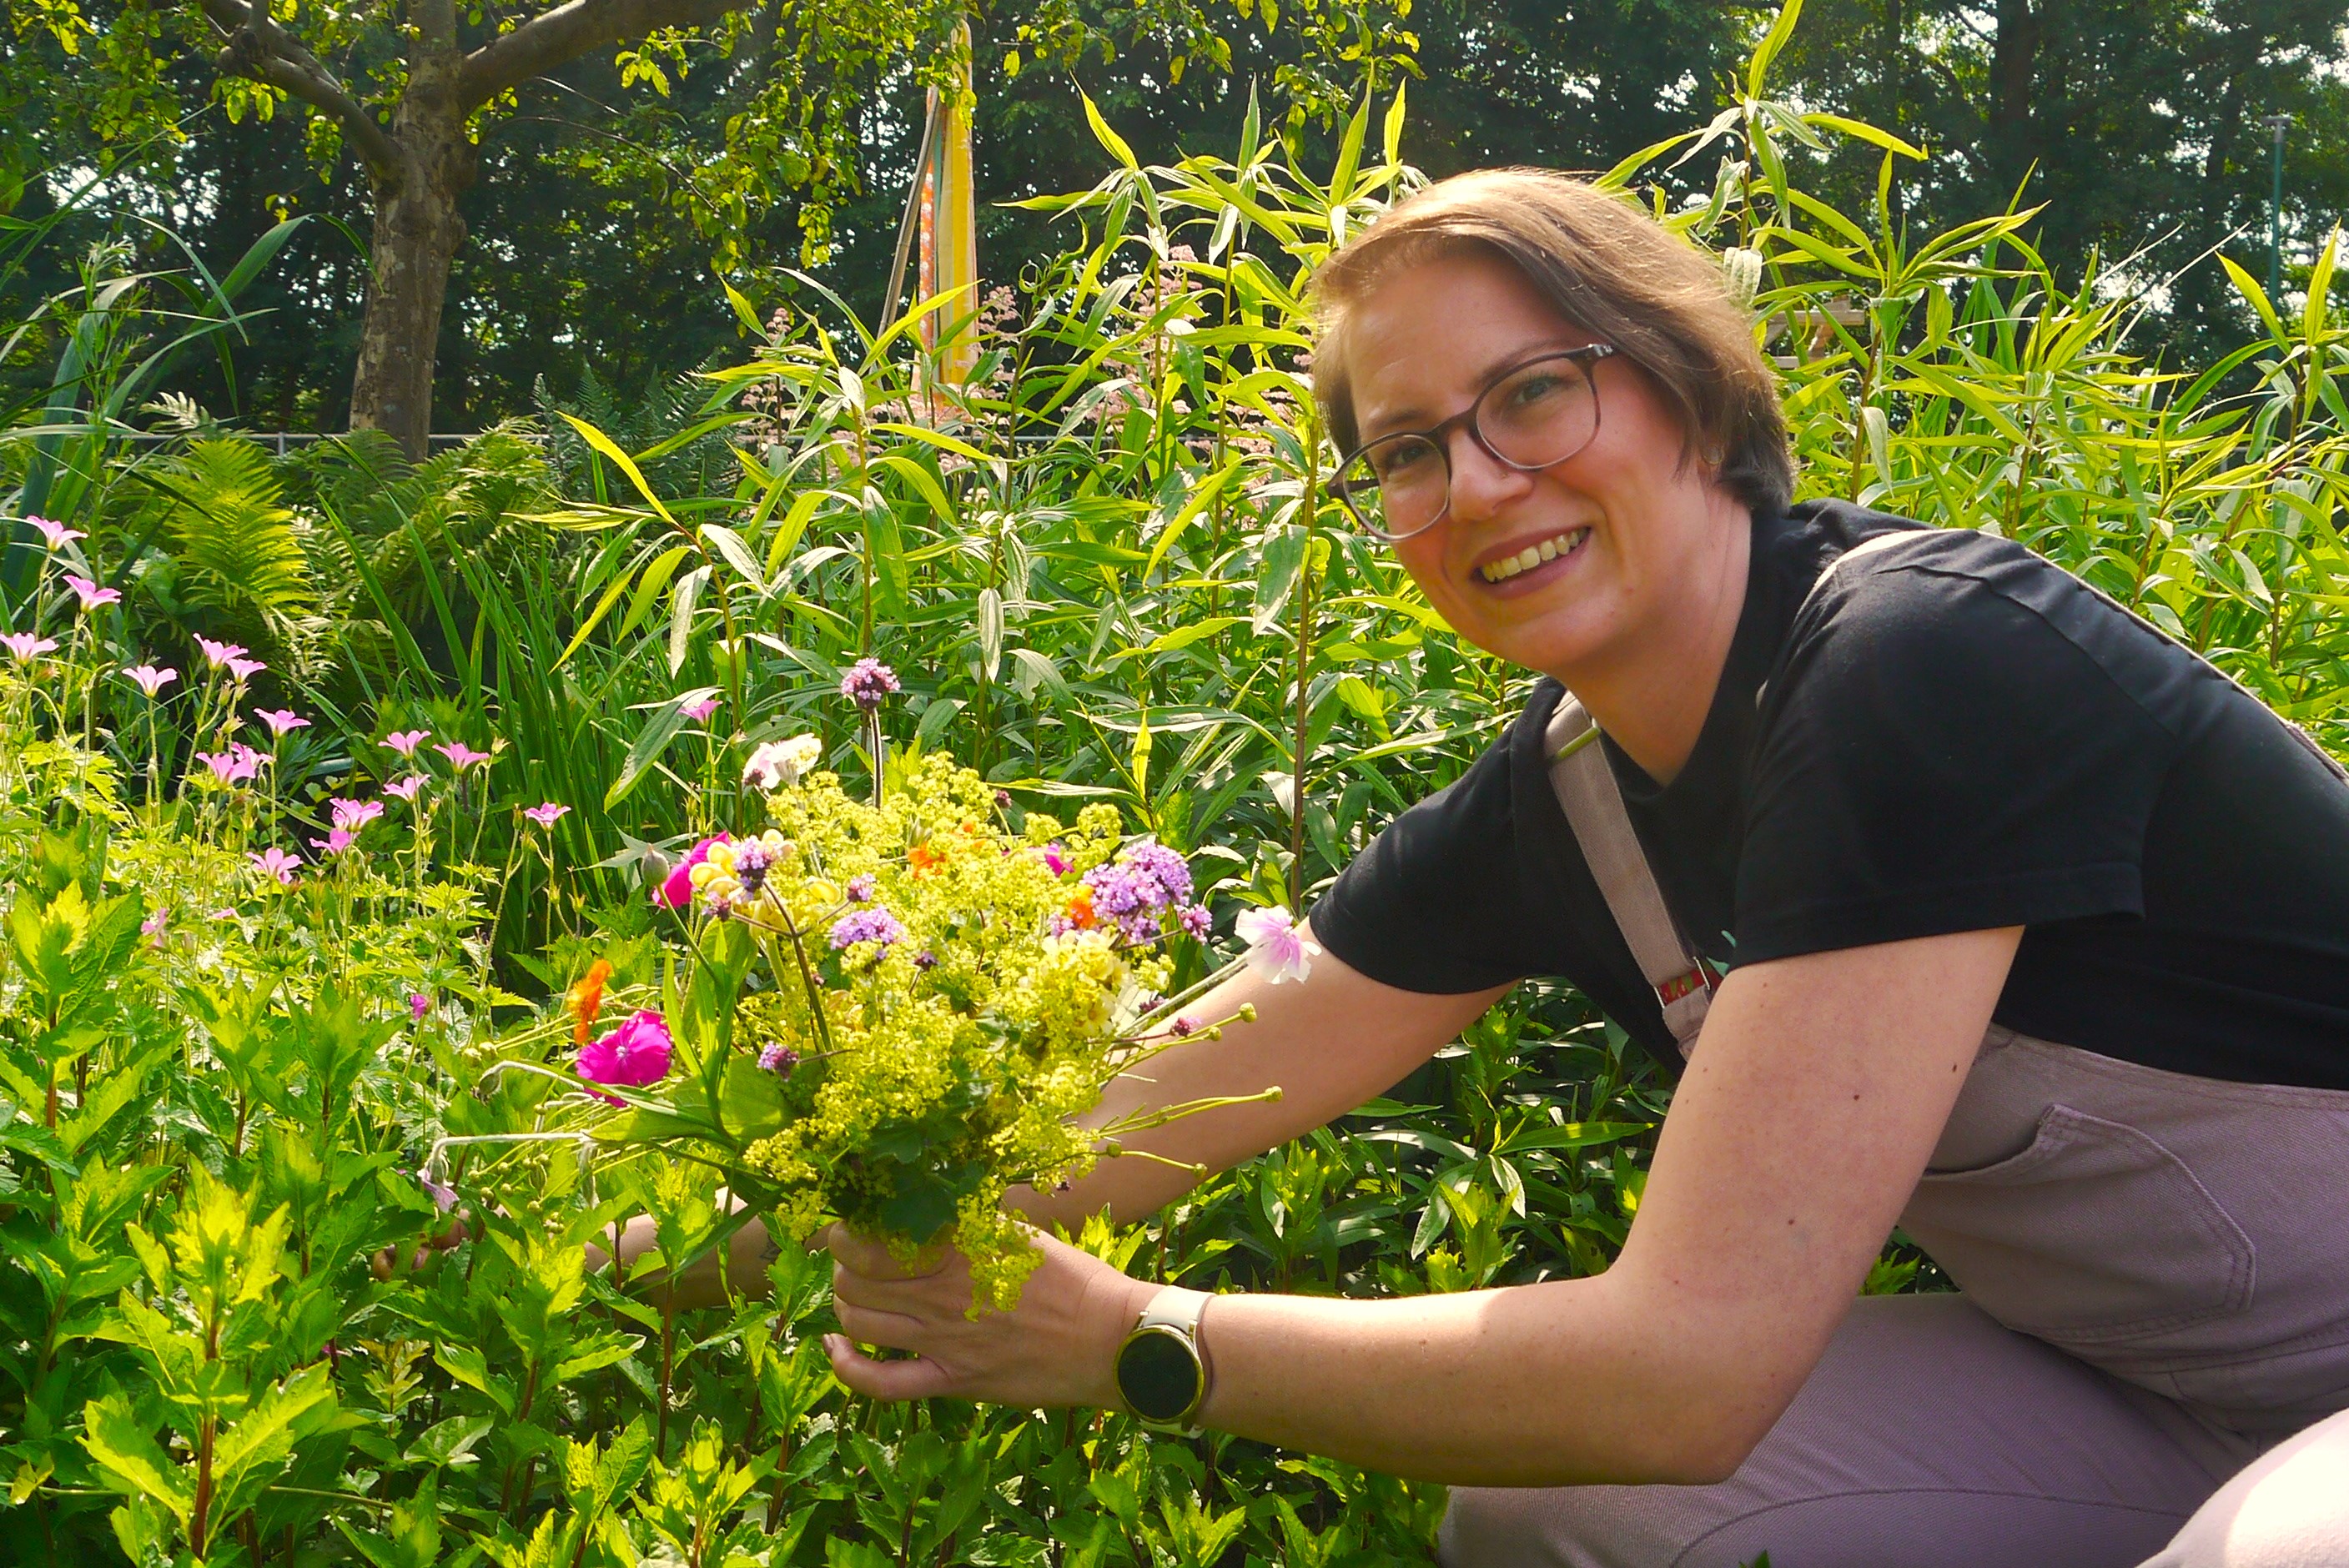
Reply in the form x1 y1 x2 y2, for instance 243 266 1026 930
570 958 613 1045
1064 886 1098 929
908 843 943 877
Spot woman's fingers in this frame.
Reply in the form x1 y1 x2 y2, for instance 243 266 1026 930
818 1221 951 1280
824 1334 956 1400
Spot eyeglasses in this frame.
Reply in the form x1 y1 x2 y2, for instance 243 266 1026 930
1331 344 1617 541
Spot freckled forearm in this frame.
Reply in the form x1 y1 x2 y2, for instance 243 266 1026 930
1188 1276 1757 1488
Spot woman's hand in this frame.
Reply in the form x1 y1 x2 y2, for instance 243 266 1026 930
819 1222 1155 1410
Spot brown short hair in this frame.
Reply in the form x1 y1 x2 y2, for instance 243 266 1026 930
1310 168 1795 516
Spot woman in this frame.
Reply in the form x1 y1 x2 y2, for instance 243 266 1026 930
822 169 2349 1566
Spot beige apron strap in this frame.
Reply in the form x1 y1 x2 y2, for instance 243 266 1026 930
1544 697 1717 1055
1544 531 1909 1058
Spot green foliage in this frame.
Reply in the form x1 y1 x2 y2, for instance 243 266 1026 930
8 15 2349 1561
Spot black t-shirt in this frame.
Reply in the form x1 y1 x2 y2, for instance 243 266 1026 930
1313 501 2349 1091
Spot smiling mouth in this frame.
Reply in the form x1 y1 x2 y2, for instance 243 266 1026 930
1476 526 1591 584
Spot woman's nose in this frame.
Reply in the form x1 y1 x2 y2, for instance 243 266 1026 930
1441 427 1532 523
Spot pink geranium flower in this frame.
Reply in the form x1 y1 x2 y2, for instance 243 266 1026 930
310 827 358 857
3 634 58 661
655 835 728 910
194 636 249 668
249 847 302 885
576 1009 673 1103
256 708 309 736
678 694 720 722
27 516 84 550
385 729 430 757
1235 904 1321 985
329 798 384 832
64 574 120 612
196 743 266 787
224 657 268 682
434 741 490 769
384 775 428 802
523 802 569 827
123 665 179 697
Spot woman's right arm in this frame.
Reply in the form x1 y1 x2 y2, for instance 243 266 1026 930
1010 921 1512 1234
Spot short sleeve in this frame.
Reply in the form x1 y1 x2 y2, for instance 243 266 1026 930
1733 546 2191 962
1311 740 1550 993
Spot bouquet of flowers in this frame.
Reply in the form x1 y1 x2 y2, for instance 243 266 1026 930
544 728 1264 1312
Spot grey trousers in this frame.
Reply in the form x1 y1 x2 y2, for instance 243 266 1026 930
1438 1294 2349 1568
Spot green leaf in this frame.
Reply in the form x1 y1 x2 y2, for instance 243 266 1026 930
81 1392 193 1527
560 412 676 525
1081 91 1138 171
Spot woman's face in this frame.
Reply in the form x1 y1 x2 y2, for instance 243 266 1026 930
1340 249 1739 679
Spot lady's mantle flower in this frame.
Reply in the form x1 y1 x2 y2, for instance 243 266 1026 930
385 729 430 757
64 574 120 612
385 776 427 802
249 847 302 885
757 1043 799 1076
3 634 58 661
577 1009 673 1103
27 516 83 550
435 741 490 770
1236 905 1320 985
256 708 309 736
657 835 728 910
839 658 901 711
523 802 569 827
123 665 179 697
828 906 907 953
743 733 822 791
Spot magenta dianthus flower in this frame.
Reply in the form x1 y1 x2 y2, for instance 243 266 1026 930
577 1009 673 1102
656 835 727 910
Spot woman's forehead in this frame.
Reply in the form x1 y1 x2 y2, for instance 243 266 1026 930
1346 256 1594 434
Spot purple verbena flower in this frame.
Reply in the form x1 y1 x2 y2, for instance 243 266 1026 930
838 657 901 711
845 872 876 902
1178 903 1213 938
827 907 907 952
757 1043 799 1076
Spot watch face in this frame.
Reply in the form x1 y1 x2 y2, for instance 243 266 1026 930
1117 1327 1200 1423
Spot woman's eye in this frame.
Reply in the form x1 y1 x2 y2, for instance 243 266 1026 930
1510 374 1563 406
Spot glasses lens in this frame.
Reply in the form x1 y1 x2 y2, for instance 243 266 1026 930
1479 354 1599 469
1339 435 1447 539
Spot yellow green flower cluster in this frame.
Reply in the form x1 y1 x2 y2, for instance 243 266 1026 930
688 753 1178 1309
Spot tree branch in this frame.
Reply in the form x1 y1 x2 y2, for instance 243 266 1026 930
459 0 749 108
195 0 404 175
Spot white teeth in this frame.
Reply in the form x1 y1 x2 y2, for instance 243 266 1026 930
1479 528 1589 583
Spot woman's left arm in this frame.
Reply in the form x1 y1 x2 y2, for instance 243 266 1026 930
823 924 2021 1489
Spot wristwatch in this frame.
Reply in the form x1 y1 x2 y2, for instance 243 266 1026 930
1113 1285 1212 1436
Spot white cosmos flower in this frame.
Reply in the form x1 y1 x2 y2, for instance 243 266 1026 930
743 733 824 791
1235 904 1320 984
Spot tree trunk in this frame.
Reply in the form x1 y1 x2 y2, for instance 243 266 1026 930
348 51 475 460
1988 0 2040 202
